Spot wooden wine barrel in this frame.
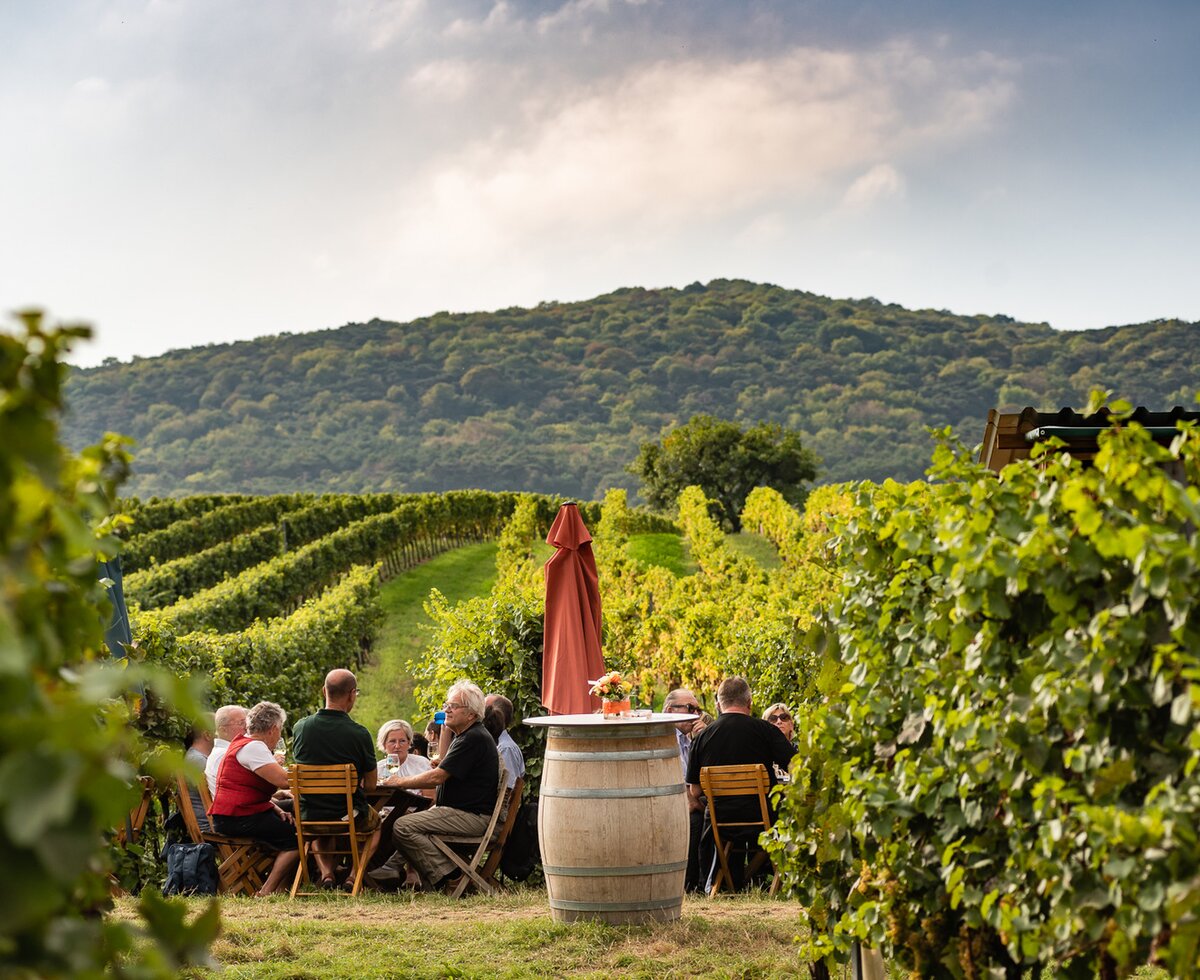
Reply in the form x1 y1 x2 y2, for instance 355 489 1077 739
525 715 691 924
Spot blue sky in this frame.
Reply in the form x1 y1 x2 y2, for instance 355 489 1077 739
2 0 1198 365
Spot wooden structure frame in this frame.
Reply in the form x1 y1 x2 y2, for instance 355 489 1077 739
698 763 780 896
980 406 1200 473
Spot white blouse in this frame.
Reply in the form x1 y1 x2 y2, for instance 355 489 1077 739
376 752 433 795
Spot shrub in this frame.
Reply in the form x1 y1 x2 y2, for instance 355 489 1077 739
768 401 1200 976
1 312 216 976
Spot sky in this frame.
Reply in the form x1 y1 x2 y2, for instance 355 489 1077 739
2 0 1198 367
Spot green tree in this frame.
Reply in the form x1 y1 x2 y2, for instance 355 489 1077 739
1 311 216 977
628 415 818 530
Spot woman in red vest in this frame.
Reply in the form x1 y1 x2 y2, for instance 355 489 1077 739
210 701 299 896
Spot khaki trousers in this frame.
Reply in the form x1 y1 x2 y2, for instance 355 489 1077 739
391 805 491 885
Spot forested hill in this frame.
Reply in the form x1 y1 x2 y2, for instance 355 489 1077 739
62 280 1200 498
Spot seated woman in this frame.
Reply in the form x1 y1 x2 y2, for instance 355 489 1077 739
761 702 796 743
368 719 434 887
375 719 435 802
761 702 796 783
209 701 300 896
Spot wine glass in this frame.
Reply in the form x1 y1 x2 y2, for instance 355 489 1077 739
274 739 287 766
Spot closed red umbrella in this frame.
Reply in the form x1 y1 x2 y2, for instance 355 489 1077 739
541 502 604 716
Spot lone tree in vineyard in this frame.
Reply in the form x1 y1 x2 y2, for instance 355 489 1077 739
629 415 818 531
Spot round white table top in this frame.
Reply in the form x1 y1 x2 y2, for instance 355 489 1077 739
524 712 699 727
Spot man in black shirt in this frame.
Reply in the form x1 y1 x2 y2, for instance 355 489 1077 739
685 676 795 891
369 680 499 893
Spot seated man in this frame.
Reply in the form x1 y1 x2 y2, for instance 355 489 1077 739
485 692 526 816
205 703 248 797
370 680 499 893
662 688 706 893
686 676 796 891
290 668 379 887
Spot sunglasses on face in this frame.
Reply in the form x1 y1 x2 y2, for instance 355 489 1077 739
768 713 791 723
666 703 700 713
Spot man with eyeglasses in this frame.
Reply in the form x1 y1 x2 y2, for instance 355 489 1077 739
291 668 380 888
369 680 499 894
662 689 705 892
686 676 796 891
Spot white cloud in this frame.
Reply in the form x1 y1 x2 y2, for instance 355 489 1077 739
333 0 426 51
408 59 476 100
843 163 906 208
386 41 1014 263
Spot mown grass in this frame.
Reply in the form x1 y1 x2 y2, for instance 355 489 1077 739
725 532 781 570
627 533 695 576
355 542 499 738
152 889 815 979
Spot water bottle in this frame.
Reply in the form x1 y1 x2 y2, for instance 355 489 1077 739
434 710 446 725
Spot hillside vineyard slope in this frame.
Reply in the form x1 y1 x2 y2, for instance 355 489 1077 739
61 279 1200 497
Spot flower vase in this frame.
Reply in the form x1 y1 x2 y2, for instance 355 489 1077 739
602 698 631 718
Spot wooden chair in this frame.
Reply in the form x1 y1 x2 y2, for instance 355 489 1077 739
288 763 378 897
175 774 274 897
698 764 780 896
110 776 157 896
116 776 155 846
428 758 508 898
478 774 525 889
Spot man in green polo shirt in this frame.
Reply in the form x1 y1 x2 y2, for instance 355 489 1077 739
291 668 379 888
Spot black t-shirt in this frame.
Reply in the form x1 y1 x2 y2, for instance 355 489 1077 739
437 721 500 816
291 709 376 820
686 712 796 822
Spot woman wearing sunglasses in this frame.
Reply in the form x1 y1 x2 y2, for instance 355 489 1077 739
761 703 796 744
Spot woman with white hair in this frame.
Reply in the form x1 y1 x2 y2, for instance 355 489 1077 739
376 719 435 802
209 700 299 896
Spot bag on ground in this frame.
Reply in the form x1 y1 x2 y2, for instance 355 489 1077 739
162 842 219 896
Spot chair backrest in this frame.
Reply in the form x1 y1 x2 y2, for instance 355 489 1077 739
698 763 773 830
175 774 207 844
288 763 357 825
496 775 525 845
478 757 509 846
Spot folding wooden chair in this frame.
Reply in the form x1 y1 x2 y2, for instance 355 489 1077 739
478 774 525 889
428 758 508 898
698 763 780 896
173 774 274 897
110 776 158 896
288 763 378 898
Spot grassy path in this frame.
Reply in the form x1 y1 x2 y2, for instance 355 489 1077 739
355 541 499 739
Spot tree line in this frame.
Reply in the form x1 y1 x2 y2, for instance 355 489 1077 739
61 279 1200 499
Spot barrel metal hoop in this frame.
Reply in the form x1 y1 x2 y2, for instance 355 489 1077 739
547 725 676 740
543 861 687 877
549 897 683 912
540 783 685 799
545 748 680 762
